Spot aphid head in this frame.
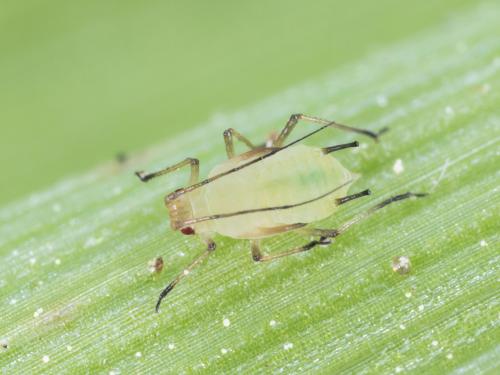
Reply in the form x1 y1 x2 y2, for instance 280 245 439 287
165 191 194 231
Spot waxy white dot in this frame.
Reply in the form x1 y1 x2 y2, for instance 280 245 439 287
34 308 44 318
393 159 404 175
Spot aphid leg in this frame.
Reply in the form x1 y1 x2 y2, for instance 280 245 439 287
251 192 426 262
223 128 257 159
155 239 216 312
274 113 388 147
251 239 327 262
333 192 427 237
307 192 427 244
135 157 199 184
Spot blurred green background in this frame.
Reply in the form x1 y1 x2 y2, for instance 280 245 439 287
0 0 477 206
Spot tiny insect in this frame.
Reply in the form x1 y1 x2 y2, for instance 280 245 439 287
136 114 426 312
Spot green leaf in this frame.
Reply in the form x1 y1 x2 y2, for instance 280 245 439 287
1 4 499 374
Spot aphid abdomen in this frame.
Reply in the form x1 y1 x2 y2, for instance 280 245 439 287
202 144 357 239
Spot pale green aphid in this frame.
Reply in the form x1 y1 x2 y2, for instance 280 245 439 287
136 114 426 312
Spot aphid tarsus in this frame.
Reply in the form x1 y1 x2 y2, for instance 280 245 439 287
136 113 425 312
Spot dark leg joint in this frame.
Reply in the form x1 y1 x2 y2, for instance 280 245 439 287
251 240 263 262
336 189 371 205
135 171 152 182
318 236 332 246
252 253 262 262
207 240 217 252
303 240 320 251
362 127 389 142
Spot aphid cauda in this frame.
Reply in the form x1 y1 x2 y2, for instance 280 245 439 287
136 114 426 312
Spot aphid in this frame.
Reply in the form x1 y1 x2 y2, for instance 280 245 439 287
136 114 426 312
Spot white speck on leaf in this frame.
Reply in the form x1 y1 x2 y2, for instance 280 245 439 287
418 304 425 312
66 345 73 351
480 83 491 94
376 95 388 107
168 343 175 350
221 348 228 354
283 342 294 350
135 352 142 358
34 308 44 318
269 320 277 327
400 324 406 330
446 352 454 360
84 236 103 249
444 106 455 116
54 258 61 265
42 355 50 363
405 291 412 298
223 318 231 327
395 366 403 373
480 240 488 247
431 340 439 347
393 159 404 175
392 256 411 274
29 257 37 265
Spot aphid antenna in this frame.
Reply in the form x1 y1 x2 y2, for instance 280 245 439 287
373 127 389 143
322 141 359 154
321 119 388 142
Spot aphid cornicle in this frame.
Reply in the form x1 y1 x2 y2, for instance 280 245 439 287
136 114 426 312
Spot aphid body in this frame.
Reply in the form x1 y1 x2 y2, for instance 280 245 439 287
168 144 356 239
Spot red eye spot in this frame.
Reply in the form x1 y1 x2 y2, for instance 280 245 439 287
181 227 195 235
